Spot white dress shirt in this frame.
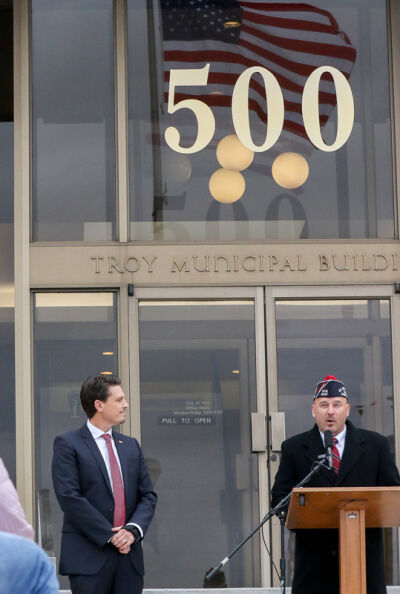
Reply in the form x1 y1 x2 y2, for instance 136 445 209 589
319 425 346 459
87 420 123 491
86 420 143 537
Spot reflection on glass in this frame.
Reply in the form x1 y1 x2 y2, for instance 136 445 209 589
128 0 393 241
33 292 118 588
139 300 260 587
0 3 15 481
0 122 14 481
275 299 398 585
31 0 116 241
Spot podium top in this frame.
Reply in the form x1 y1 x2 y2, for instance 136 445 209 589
286 486 400 529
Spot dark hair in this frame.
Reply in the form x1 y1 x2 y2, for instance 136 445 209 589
80 374 121 418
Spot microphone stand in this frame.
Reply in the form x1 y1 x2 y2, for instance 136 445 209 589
279 509 287 593
206 455 331 592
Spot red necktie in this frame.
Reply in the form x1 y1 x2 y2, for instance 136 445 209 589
102 434 126 527
332 437 341 474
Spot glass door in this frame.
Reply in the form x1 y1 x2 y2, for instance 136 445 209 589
266 286 400 587
32 291 119 590
129 284 400 588
130 288 269 588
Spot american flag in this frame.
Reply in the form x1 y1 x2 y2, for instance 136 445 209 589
161 0 357 145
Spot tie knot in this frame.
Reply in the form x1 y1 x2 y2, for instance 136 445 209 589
333 437 338 445
102 433 111 443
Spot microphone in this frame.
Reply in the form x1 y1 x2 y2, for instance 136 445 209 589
324 430 333 470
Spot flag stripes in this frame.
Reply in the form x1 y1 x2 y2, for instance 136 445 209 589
162 0 356 141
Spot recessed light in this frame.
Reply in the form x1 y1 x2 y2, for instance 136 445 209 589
101 371 113 375
232 369 240 374
102 351 114 356
224 21 240 29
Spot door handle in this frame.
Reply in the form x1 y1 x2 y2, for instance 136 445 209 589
251 412 267 452
270 412 286 452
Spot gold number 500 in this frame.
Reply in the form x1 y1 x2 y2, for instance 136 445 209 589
165 64 354 155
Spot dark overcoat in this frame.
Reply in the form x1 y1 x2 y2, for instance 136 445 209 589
271 420 400 594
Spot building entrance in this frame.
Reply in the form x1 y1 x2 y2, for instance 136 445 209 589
31 285 400 589
266 286 399 586
132 288 265 588
132 286 400 588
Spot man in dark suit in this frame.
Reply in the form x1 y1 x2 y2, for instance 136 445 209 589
52 374 157 594
271 375 400 594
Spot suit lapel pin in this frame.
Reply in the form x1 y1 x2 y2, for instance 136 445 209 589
118 440 123 444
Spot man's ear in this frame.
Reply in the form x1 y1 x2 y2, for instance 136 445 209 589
311 404 316 418
94 399 103 413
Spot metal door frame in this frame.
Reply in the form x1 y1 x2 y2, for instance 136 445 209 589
128 286 271 585
265 284 400 586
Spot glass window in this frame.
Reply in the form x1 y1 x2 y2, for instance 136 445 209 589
0 2 15 481
138 300 261 587
275 298 398 585
33 292 118 589
0 120 15 482
128 0 394 241
31 0 116 241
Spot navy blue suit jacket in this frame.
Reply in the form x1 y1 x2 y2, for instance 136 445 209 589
52 424 157 576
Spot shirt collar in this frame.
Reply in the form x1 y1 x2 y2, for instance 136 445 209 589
334 425 347 447
319 424 347 447
87 419 112 440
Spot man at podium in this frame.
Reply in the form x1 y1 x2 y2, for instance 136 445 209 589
271 375 400 594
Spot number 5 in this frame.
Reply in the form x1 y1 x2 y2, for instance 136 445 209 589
165 64 215 154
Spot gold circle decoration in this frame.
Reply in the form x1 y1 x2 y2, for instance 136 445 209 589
216 135 254 171
271 152 309 189
209 169 246 203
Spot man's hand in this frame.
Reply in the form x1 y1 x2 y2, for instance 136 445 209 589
111 526 135 554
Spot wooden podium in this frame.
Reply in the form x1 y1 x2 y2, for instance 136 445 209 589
286 486 400 594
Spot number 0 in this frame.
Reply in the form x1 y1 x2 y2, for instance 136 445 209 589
232 66 284 152
302 66 354 152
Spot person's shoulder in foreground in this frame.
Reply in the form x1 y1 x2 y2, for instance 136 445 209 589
0 531 59 594
0 458 35 539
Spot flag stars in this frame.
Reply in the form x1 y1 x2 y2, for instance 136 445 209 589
162 0 241 43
